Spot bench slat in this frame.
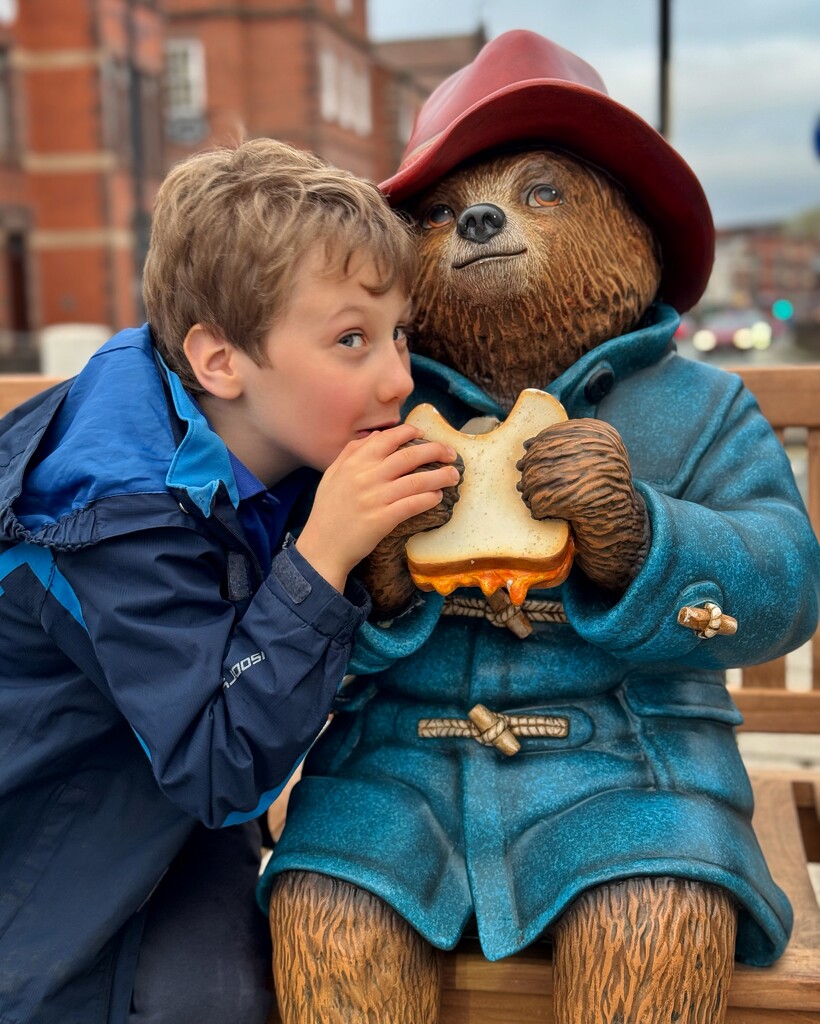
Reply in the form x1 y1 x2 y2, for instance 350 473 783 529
0 375 62 417
734 689 820 733
730 365 820 429
742 658 788 691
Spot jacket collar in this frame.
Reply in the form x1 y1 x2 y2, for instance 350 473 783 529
409 302 679 422
0 325 242 548
159 353 240 515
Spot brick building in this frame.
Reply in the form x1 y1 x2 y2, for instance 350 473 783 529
0 0 480 370
0 1 165 367
374 28 486 93
161 4 482 196
372 29 486 178
165 0 386 179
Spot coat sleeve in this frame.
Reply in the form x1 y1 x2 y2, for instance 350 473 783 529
347 589 445 674
55 529 369 827
563 382 820 666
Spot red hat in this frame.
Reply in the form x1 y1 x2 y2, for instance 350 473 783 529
380 30 713 312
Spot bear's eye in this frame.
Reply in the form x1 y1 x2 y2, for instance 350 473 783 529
526 185 562 208
422 204 455 229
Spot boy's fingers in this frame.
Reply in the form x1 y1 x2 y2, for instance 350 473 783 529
327 426 423 470
388 464 460 499
336 431 457 478
386 490 445 529
363 423 424 453
388 440 458 476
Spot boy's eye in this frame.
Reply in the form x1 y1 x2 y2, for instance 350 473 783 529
338 332 365 349
393 325 409 344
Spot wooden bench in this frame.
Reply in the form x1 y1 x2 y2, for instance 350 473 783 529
2 365 818 1023
0 375 62 417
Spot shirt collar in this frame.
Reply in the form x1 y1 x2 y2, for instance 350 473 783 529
227 450 267 501
228 449 318 512
184 392 317 508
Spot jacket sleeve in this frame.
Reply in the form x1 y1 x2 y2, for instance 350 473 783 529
55 529 369 827
563 382 820 666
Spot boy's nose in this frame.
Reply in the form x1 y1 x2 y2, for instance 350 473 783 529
377 346 414 403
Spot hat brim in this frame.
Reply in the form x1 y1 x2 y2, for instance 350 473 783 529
380 79 713 313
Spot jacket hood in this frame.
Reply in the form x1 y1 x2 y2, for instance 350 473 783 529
0 325 239 549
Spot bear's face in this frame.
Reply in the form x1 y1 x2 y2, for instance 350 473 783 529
406 150 662 411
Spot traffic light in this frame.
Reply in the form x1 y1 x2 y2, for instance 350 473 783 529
771 299 794 321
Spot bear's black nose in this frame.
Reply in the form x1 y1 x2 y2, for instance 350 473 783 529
457 204 506 243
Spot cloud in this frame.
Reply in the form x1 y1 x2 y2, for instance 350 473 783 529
675 37 820 119
670 37 820 224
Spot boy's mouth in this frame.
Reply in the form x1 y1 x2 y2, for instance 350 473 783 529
356 421 400 436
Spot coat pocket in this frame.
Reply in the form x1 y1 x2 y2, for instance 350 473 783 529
622 677 752 813
623 677 743 727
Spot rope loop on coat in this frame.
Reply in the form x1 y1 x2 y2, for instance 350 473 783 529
418 703 569 757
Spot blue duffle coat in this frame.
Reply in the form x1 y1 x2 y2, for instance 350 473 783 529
261 304 820 966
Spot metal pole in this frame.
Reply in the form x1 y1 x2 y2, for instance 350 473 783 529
659 0 671 138
126 0 150 317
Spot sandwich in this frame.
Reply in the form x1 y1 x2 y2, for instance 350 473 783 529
405 388 574 605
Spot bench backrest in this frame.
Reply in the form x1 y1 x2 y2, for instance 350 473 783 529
0 375 63 417
724 365 820 733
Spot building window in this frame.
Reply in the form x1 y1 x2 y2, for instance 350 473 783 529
4 231 30 334
102 59 132 163
319 48 371 138
0 227 34 370
397 92 417 146
139 74 164 178
319 49 340 124
0 50 16 161
164 39 207 143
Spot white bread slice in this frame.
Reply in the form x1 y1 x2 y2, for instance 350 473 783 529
405 389 573 604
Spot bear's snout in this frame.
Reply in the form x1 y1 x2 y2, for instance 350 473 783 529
457 203 506 243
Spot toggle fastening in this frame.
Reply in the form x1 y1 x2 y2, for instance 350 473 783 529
418 703 569 757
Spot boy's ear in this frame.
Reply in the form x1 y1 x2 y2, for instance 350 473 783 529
183 325 244 399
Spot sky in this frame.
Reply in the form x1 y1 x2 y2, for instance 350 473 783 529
368 0 820 230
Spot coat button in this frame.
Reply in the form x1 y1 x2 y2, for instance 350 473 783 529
584 365 615 403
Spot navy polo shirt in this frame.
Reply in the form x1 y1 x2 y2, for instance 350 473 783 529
227 452 316 575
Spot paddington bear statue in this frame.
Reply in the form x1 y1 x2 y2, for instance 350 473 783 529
260 30 820 1024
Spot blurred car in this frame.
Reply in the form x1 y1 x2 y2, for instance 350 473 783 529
673 313 695 342
691 308 785 354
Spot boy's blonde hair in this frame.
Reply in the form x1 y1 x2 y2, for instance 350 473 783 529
142 138 416 393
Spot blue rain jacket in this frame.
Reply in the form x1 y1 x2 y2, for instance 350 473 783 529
262 304 820 966
0 325 368 1024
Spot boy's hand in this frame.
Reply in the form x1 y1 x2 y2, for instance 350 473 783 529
356 445 464 620
295 424 460 593
387 439 464 537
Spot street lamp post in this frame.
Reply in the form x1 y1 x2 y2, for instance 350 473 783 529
659 0 671 138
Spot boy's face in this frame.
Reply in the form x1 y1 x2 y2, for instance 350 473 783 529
230 245 414 485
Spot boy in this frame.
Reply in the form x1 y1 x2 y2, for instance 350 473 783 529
0 139 459 1024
